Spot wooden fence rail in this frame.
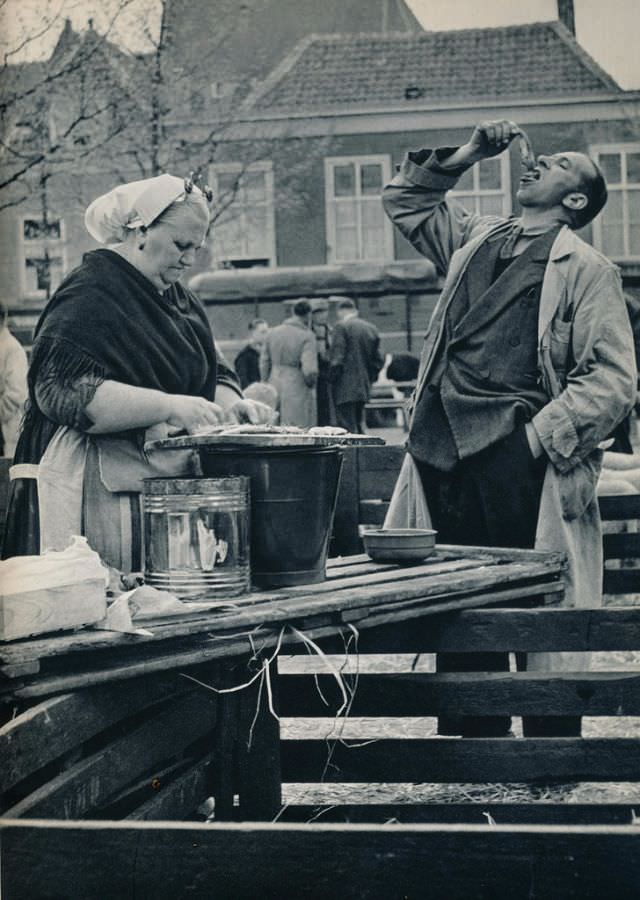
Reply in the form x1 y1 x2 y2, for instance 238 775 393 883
2 819 639 899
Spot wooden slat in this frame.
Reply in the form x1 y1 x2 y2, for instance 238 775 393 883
5 583 562 701
0 555 563 667
280 737 640 783
278 671 640 717
127 757 211 822
313 607 640 654
603 570 640 594
1 819 638 899
280 803 640 826
0 675 192 795
598 494 640 519
602 532 640 558
90 758 195 820
4 691 217 819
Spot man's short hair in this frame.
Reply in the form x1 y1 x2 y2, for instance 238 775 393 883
248 317 267 331
337 298 356 312
571 158 608 230
293 299 312 317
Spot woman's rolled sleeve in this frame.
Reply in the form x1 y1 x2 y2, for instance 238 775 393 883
31 338 107 431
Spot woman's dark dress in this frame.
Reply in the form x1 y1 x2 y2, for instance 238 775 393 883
3 249 239 560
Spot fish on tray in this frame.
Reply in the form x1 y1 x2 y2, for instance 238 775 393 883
194 423 348 437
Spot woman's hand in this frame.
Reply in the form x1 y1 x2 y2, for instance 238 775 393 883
226 399 276 426
166 395 227 434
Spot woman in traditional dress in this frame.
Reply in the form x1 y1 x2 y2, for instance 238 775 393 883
3 174 272 570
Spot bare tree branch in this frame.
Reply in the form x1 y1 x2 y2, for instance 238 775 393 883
0 189 32 213
0 152 47 191
0 0 137 111
1 7 67 67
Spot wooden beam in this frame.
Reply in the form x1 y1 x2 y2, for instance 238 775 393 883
280 737 640 784
311 607 640 654
3 585 564 702
279 803 640 826
127 757 212 822
0 550 564 668
0 675 193 795
1 819 638 899
4 691 217 819
603 570 640 595
278 671 640 717
599 494 640 519
602 532 640 558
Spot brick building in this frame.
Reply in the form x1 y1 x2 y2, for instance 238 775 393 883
214 21 639 281
1 2 639 353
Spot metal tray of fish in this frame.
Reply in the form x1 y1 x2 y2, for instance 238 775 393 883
146 432 385 450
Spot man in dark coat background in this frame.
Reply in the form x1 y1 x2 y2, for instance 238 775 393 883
329 298 384 433
311 298 334 425
234 318 269 389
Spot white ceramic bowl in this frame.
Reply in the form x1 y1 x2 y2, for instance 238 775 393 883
362 528 437 563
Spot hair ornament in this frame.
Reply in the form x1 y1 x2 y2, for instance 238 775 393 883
184 171 213 203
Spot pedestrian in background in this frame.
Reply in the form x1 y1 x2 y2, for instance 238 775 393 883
234 318 269 390
260 299 318 427
329 298 384 433
0 302 28 458
311 298 333 425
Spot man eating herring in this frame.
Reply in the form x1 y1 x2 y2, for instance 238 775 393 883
382 119 637 738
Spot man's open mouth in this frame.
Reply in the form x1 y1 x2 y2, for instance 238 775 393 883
520 170 541 184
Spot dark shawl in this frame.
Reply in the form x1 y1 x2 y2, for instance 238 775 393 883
4 249 239 557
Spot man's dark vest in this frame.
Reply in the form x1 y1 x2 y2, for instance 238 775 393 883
409 228 558 470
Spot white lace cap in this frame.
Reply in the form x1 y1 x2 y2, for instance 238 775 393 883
84 174 190 244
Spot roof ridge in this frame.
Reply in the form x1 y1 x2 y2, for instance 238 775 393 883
240 32 321 111
547 19 620 92
243 20 623 114
261 21 562 44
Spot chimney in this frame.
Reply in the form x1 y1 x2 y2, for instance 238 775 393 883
557 0 575 35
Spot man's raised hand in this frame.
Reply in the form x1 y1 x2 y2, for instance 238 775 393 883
465 120 521 161
437 120 521 171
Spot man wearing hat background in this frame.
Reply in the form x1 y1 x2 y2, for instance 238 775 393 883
329 298 384 433
311 298 333 426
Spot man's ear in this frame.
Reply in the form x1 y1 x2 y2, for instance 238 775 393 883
562 191 588 213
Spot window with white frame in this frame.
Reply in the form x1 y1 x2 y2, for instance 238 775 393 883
449 155 511 217
325 156 394 263
591 144 640 260
209 162 276 268
20 216 66 299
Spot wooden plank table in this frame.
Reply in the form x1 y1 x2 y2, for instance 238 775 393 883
0 545 565 702
0 545 565 827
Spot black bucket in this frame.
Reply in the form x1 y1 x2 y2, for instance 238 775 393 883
199 446 344 588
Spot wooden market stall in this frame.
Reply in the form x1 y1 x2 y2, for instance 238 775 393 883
2 541 640 897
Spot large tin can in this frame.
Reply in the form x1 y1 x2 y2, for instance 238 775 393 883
142 476 250 599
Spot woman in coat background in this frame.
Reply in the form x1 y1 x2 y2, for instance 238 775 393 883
260 299 318 427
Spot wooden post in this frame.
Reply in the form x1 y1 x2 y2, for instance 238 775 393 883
211 654 282 822
236 656 282 821
331 446 361 556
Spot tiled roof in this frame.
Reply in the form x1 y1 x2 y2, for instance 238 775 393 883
243 22 621 113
